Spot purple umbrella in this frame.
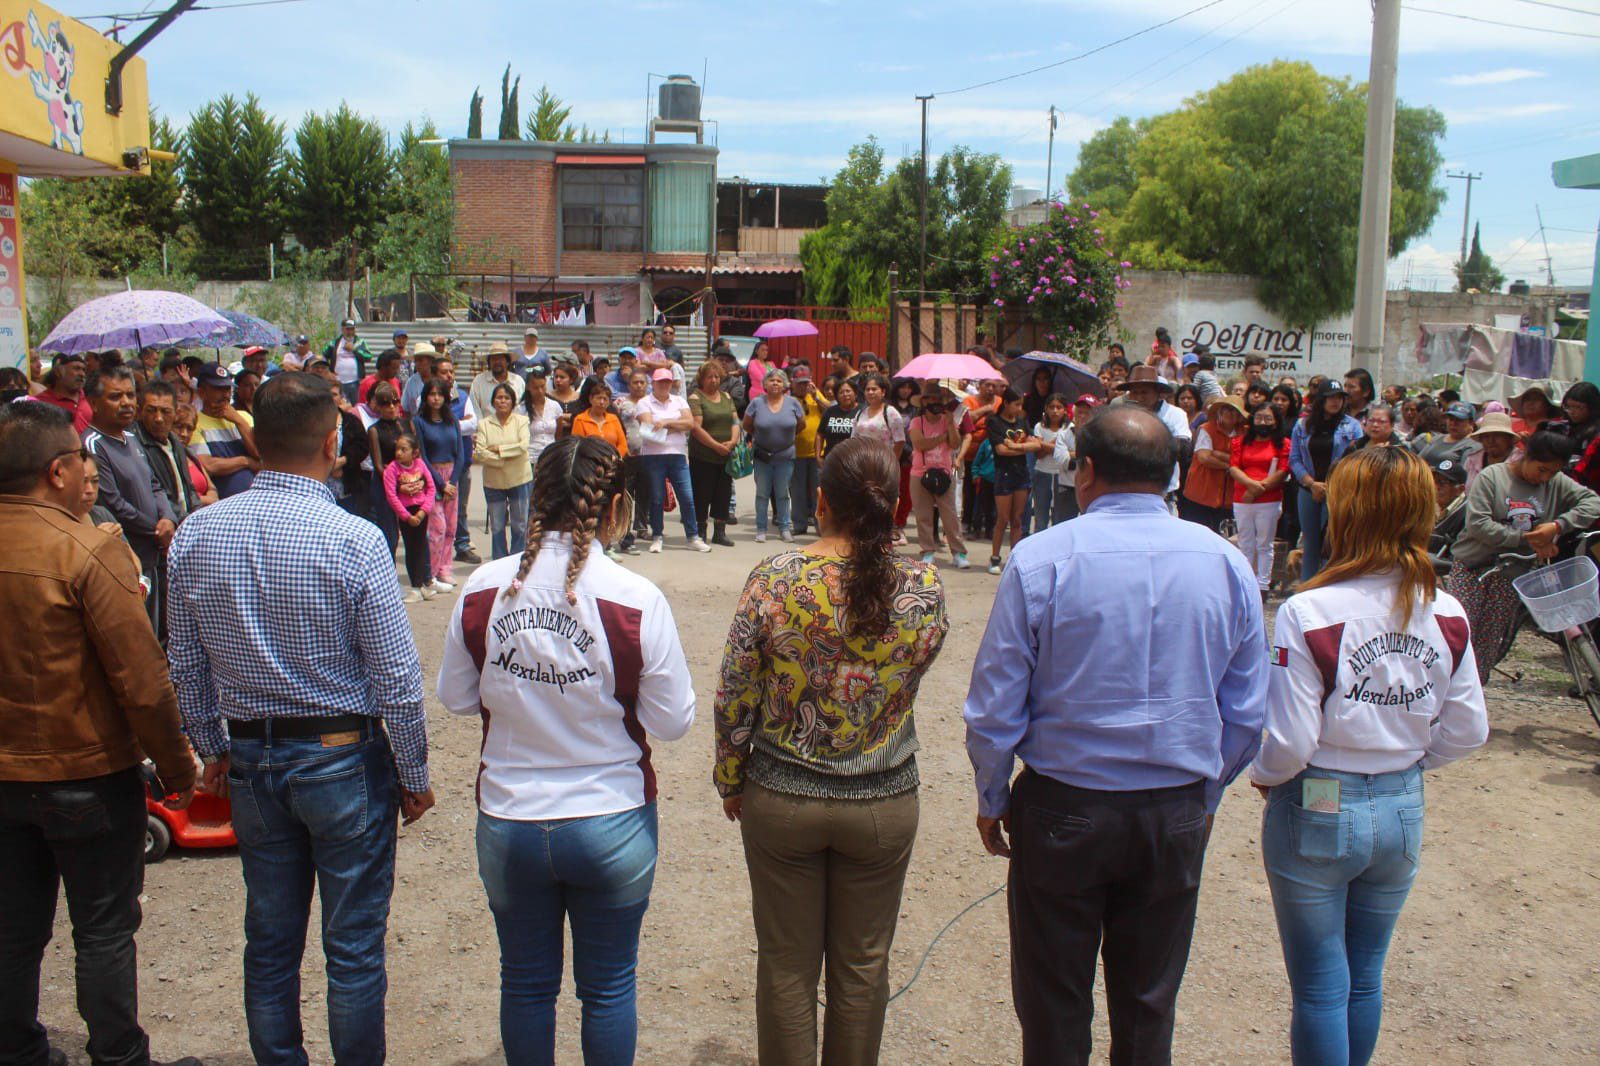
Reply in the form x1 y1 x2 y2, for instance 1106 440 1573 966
39 290 230 354
753 318 819 339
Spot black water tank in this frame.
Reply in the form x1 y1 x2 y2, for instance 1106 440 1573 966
1509 279 1530 296
659 75 701 122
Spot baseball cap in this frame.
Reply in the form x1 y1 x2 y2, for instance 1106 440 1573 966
341 318 356 329
1430 457 1467 486
550 350 579 367
242 345 267 358
1076 395 1100 410
790 363 812 380
196 362 233 388
392 328 408 339
617 346 638 358
651 368 675 382
295 334 309 345
1181 353 1199 367
1444 401 1475 421
524 327 540 338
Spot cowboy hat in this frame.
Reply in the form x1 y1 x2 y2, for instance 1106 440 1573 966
1118 365 1174 392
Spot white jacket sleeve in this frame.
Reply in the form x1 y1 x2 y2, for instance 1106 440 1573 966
1052 426 1074 468
1422 636 1489 769
435 591 483 716
1250 601 1326 786
636 593 696 741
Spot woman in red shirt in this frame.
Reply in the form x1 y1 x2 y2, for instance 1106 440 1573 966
1229 403 1291 597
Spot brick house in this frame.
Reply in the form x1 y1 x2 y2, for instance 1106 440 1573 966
450 140 825 328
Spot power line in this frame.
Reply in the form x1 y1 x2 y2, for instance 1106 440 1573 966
1402 5 1600 40
932 0 1230 96
80 0 309 21
1510 0 1600 17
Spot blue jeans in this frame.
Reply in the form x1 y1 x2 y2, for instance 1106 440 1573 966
1029 470 1065 534
486 482 532 560
477 805 658 1066
638 454 699 541
753 457 794 534
455 457 474 551
226 725 399 1066
1298 490 1330 582
790 456 819 533
1262 765 1424 1066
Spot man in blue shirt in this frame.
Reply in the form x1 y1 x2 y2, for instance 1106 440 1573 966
167 372 434 1066
964 405 1267 1066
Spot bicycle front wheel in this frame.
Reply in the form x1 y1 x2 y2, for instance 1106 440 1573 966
1561 629 1600 733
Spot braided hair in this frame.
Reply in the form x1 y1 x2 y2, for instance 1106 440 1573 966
818 436 901 638
503 435 630 605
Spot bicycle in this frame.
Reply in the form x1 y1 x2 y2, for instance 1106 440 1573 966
1483 528 1600 733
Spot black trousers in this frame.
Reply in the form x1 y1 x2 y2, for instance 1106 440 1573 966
1176 496 1226 534
0 768 150 1066
689 457 733 532
1008 768 1209 1066
399 510 431 588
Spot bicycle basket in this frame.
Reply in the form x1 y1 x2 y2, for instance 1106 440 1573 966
1511 555 1600 633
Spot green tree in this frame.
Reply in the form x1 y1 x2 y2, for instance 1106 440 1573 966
525 84 573 141
370 121 455 309
1084 61 1446 325
987 202 1130 351
287 103 392 253
467 87 484 139
102 110 184 240
19 180 146 339
800 137 1010 307
1455 223 1506 293
497 66 521 140
183 92 290 276
1066 116 1144 216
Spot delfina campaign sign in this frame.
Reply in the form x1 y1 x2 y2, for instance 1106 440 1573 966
1175 299 1355 380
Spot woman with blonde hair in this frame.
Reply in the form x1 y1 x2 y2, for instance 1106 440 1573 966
1250 445 1488 1066
438 435 696 1066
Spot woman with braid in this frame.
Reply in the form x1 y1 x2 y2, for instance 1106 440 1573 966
715 437 950 1065
437 435 696 1066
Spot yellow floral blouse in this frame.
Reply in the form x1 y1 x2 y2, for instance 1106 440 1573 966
713 551 949 799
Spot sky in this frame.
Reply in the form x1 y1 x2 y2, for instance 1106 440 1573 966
53 0 1600 290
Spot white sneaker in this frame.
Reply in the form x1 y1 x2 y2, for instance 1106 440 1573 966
420 584 438 601
432 579 455 593
921 552 937 565
648 538 664 554
780 529 794 543
754 532 767 543
689 537 713 553
401 589 424 604
955 553 971 570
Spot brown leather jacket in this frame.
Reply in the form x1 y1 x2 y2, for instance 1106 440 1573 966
0 495 196 791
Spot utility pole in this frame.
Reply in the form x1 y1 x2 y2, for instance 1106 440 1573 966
1447 171 1482 268
917 94 933 296
1536 204 1555 286
1350 0 1401 371
1045 105 1058 202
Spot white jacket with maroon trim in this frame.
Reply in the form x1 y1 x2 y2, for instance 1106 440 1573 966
1250 572 1488 787
437 534 696 821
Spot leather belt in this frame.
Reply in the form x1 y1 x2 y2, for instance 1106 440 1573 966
226 714 377 740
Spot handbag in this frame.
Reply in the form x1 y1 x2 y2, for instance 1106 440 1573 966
920 467 952 497
664 482 678 513
725 440 753 479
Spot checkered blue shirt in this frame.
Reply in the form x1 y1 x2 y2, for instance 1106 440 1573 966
166 470 430 790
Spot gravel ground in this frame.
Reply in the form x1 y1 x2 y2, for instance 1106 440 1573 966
37 507 1600 1064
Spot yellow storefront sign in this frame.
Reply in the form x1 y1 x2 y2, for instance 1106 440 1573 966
0 0 151 177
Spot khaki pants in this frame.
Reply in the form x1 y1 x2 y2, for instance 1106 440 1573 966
741 782 919 1066
909 475 965 557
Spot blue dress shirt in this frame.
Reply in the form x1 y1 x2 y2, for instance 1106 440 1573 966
963 492 1267 817
166 470 430 790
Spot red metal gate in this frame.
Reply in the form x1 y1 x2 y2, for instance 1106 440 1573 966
714 305 888 379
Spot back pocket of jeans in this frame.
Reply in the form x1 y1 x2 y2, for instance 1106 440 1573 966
1397 806 1424 867
1288 804 1353 865
290 764 369 843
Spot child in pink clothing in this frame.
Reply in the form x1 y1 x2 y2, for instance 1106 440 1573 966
383 434 439 601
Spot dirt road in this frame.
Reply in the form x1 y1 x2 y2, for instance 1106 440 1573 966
39 519 1600 1064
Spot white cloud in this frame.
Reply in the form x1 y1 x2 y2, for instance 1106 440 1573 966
1441 101 1571 125
1440 67 1545 87
1391 237 1596 287
1020 0 1600 56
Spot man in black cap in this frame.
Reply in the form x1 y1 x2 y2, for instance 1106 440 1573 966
1431 454 1469 548
191 363 260 498
322 319 373 401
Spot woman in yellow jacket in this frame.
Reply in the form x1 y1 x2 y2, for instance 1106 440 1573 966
474 382 533 559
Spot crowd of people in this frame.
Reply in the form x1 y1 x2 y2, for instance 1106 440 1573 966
0 315 1593 1066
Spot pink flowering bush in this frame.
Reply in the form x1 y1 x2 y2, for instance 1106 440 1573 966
986 201 1131 351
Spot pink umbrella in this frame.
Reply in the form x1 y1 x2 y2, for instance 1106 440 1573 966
753 318 819 339
895 352 1006 382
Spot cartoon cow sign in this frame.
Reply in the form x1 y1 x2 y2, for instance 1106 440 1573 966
26 9 85 155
